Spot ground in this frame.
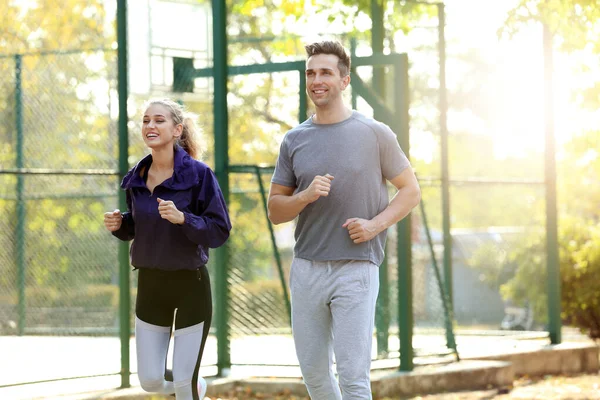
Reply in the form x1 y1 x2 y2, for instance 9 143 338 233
204 373 600 400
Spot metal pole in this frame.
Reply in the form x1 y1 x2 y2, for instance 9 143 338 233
371 0 391 359
212 0 231 375
299 69 307 123
376 250 390 357
371 0 385 93
116 0 131 388
543 23 561 344
437 4 454 345
15 54 26 337
350 38 358 110
395 54 413 372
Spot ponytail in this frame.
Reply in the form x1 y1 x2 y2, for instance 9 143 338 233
179 114 201 159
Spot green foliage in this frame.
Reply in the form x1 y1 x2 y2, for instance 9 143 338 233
501 0 600 52
498 216 600 340
314 0 436 39
559 131 600 219
560 218 600 340
26 284 118 308
0 0 108 54
499 230 548 324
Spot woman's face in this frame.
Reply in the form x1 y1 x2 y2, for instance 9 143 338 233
142 103 182 150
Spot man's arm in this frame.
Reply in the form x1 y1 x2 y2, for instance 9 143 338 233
268 174 334 225
342 168 421 243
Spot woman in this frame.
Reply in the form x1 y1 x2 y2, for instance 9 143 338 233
104 98 231 400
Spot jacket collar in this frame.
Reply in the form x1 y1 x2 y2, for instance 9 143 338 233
121 146 198 190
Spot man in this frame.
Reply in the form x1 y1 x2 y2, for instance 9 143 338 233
268 40 421 400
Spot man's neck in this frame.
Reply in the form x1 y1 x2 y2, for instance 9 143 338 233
313 105 353 125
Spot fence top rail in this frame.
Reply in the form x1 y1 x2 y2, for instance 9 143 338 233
417 177 545 186
191 52 407 78
0 47 114 59
0 168 118 176
229 164 275 174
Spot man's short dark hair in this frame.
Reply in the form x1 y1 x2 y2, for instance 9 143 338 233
305 41 351 77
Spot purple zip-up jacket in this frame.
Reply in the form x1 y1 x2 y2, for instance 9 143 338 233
112 146 231 271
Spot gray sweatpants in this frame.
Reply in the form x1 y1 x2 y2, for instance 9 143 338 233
290 257 379 400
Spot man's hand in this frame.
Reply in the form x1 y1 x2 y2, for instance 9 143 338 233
157 198 185 225
300 174 334 204
104 209 122 232
342 217 379 244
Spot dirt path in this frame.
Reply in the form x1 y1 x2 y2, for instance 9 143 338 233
408 374 600 399
206 373 600 400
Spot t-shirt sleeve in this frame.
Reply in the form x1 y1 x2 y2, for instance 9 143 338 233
377 123 411 180
271 135 296 187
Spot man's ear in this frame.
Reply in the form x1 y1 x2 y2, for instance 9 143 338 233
341 74 351 90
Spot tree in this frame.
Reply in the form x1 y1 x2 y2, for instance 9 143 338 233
502 0 600 52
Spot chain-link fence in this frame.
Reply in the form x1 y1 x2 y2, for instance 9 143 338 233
0 48 131 386
0 49 121 336
227 171 290 338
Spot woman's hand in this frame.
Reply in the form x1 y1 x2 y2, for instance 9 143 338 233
104 209 123 232
157 198 185 225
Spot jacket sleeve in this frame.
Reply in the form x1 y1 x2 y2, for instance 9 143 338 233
112 189 135 241
181 167 231 248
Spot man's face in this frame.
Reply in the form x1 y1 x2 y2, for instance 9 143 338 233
305 53 350 108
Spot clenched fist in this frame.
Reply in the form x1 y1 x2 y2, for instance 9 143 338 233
342 217 378 244
157 197 185 225
104 209 122 232
300 174 334 204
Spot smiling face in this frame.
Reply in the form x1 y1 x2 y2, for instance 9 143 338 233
142 103 182 150
305 53 350 109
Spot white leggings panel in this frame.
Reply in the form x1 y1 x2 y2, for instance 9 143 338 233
173 322 205 400
135 317 206 399
135 316 175 395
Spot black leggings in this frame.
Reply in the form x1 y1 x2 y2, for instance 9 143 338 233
135 266 212 330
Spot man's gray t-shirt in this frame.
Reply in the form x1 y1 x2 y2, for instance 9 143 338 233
271 111 411 266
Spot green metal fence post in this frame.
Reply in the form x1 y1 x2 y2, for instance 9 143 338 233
116 0 131 388
438 4 454 348
371 0 385 94
371 0 391 358
376 250 390 356
212 0 232 375
15 54 26 337
395 54 414 372
350 38 358 110
299 69 307 123
543 23 561 344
